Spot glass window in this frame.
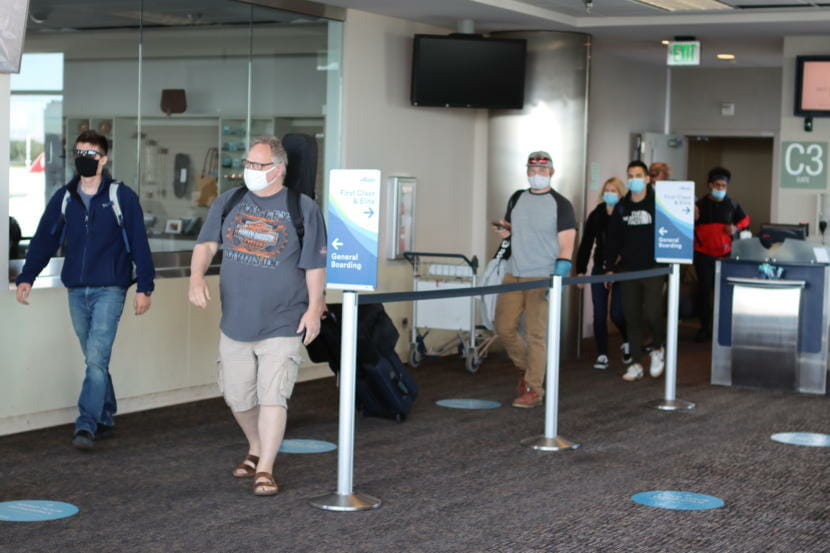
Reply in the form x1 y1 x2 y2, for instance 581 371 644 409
8 0 342 280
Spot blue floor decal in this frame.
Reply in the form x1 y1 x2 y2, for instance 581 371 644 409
280 439 337 454
632 491 724 511
0 500 79 522
771 432 830 447
436 399 501 410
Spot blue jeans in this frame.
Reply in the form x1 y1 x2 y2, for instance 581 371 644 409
67 286 127 435
590 273 627 356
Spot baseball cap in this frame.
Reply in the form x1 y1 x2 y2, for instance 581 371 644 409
527 151 553 169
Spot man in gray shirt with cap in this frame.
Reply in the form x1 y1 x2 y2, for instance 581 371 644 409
492 151 576 408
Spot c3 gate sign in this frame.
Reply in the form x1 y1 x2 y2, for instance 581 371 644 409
781 141 827 189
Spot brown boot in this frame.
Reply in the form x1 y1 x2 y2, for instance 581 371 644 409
516 373 528 397
512 388 543 408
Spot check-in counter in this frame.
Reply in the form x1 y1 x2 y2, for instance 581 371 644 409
712 238 830 395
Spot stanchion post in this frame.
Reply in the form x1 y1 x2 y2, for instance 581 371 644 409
651 263 695 412
309 291 382 511
521 275 580 451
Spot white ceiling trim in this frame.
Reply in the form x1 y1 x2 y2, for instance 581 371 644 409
469 0 577 26
469 0 830 29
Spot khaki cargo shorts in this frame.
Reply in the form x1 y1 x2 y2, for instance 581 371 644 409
218 332 303 412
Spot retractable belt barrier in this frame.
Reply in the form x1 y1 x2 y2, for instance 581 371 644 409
358 267 672 305
310 264 691 512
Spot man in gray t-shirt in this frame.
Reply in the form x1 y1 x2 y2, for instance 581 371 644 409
189 136 326 496
492 151 576 408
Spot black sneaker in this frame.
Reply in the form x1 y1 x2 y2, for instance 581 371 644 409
95 425 114 440
620 342 633 365
72 430 95 451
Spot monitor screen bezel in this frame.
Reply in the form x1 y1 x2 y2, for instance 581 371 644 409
410 33 527 110
794 55 830 118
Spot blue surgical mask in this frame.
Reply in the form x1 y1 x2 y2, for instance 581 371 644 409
628 178 646 194
712 189 726 200
603 192 619 206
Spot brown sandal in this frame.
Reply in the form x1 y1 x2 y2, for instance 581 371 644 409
232 454 260 478
253 472 278 496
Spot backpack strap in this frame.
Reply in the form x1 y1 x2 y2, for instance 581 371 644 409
287 187 304 250
219 186 249 244
108 181 132 254
504 189 525 223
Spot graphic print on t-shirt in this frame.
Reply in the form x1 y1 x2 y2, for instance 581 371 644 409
225 202 291 268
624 209 653 226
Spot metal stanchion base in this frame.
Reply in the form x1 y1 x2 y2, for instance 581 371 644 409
520 435 580 451
650 398 696 412
309 492 382 512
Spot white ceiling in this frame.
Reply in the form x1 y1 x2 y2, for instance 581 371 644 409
315 0 830 67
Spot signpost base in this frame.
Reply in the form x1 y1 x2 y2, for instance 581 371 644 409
649 398 695 412
309 492 382 512
520 435 580 452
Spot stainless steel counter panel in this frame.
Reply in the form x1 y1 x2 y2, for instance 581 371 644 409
712 259 830 395
731 280 802 390
8 250 221 289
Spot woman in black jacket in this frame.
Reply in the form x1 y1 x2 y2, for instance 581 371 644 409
576 177 630 370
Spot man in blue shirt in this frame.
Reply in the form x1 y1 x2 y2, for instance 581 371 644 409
15 130 155 450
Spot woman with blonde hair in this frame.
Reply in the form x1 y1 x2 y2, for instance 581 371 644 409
575 177 631 370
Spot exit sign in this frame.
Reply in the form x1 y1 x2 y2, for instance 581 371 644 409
667 41 700 66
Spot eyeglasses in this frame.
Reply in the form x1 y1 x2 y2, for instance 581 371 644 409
74 149 103 159
242 159 275 171
528 157 551 165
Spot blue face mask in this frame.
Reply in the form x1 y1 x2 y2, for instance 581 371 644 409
712 189 727 200
628 178 646 194
603 192 619 206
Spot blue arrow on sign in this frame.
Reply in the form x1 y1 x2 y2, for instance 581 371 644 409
364 207 374 218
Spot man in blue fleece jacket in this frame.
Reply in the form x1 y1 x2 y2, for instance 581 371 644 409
15 130 155 450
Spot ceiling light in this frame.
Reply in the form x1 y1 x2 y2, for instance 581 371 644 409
661 40 670 45
634 0 732 11
717 54 736 60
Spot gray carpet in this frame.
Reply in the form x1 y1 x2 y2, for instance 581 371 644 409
2 330 829 553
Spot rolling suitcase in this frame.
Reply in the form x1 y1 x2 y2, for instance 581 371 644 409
305 304 418 421
357 350 418 422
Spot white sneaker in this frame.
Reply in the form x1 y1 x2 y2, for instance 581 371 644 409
621 342 633 364
622 363 644 381
649 348 665 378
593 354 609 370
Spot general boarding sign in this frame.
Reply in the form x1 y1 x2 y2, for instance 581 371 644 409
326 169 381 291
654 180 694 264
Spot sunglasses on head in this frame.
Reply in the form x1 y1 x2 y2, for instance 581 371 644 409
528 157 551 165
74 149 102 159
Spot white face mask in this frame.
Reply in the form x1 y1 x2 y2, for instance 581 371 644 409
243 167 276 192
528 174 550 190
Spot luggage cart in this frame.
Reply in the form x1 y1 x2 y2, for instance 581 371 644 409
403 251 492 373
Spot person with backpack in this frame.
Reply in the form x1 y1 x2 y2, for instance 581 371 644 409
14 130 155 450
491 151 576 408
188 136 327 496
693 166 749 342
604 160 665 382
575 177 632 371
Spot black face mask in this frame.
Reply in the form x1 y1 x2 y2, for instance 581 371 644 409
75 156 100 177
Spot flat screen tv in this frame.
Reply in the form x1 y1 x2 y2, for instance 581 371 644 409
795 55 830 117
411 34 526 109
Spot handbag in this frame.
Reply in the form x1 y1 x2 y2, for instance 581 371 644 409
194 147 218 207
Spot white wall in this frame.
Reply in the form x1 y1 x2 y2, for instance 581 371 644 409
777 35 830 232
671 67 781 136
338 9 485 343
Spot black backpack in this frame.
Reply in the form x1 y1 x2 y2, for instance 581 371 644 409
219 133 318 247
